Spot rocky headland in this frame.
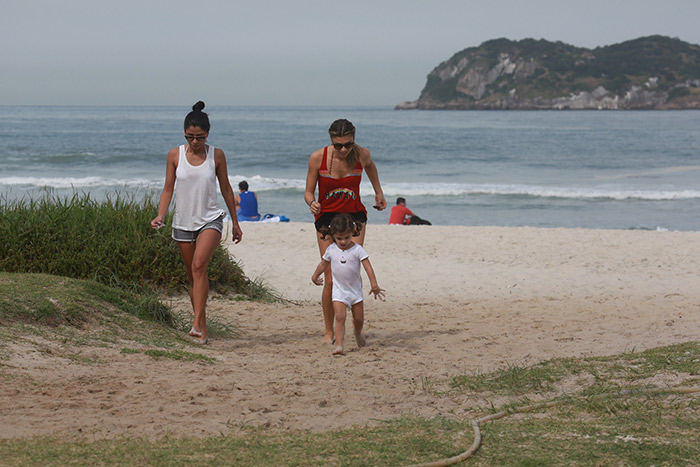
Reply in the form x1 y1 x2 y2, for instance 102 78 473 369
396 36 700 110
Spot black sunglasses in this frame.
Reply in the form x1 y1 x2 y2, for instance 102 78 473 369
184 134 207 142
332 142 354 150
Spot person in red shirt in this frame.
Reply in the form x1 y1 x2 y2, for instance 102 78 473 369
304 119 387 344
389 197 414 224
389 197 431 225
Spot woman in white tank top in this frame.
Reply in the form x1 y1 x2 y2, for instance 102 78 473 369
151 101 243 344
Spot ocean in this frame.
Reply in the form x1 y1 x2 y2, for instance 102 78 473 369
2 105 700 231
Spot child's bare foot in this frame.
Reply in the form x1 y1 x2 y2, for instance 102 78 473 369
332 346 344 356
355 333 366 347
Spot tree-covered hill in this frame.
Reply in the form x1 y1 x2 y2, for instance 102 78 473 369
396 36 700 110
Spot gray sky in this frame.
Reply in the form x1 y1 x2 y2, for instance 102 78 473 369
3 0 700 106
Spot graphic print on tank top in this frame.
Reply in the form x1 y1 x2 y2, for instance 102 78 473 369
316 147 366 218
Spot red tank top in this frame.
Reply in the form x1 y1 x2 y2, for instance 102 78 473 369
316 146 366 220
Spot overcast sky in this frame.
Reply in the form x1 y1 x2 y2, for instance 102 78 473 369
3 0 700 106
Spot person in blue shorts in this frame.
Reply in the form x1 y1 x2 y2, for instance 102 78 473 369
235 180 261 221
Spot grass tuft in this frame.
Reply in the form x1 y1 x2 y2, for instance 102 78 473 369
0 273 174 328
0 191 258 295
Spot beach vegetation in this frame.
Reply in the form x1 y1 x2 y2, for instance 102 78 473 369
0 272 238 350
0 190 278 343
0 272 175 329
0 417 472 467
0 191 264 297
0 338 698 465
449 342 700 397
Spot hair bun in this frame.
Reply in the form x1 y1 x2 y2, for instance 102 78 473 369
192 101 206 112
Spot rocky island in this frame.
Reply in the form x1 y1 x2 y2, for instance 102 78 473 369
396 36 700 110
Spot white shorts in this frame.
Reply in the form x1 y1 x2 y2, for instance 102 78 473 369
332 291 364 307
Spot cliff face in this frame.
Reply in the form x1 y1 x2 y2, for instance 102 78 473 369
396 36 700 110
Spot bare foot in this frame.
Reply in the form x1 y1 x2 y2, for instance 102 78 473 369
323 333 335 345
355 333 366 347
332 346 344 356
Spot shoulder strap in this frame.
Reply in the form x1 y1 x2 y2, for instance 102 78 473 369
320 146 328 171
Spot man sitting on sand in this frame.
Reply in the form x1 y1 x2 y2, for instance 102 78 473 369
388 197 431 225
235 180 261 222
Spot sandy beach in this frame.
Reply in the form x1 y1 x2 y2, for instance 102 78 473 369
2 222 699 440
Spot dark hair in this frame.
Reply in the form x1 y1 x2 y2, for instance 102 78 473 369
328 118 358 167
396 197 406 205
184 101 210 131
328 119 356 138
328 213 362 239
238 180 249 191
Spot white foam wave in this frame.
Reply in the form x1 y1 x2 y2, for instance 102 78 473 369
380 182 700 201
229 174 306 191
3 174 699 202
233 176 700 201
0 176 157 189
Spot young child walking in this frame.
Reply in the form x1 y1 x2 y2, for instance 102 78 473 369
311 214 385 355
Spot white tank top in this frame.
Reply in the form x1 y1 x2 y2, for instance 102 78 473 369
173 144 225 230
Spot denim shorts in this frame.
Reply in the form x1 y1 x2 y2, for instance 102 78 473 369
172 214 224 244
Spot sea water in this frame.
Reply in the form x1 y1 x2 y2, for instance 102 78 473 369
1 106 700 231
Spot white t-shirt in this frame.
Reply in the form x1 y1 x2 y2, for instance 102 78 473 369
323 243 369 306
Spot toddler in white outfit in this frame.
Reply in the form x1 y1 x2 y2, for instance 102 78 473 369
311 214 385 355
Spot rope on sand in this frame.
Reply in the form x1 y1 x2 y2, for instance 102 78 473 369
405 386 700 467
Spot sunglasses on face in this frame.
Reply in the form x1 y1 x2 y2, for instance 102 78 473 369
184 134 207 142
332 141 354 150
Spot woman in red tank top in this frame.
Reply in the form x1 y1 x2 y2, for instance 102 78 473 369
304 119 387 344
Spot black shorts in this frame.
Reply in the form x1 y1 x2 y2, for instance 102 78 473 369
314 211 367 234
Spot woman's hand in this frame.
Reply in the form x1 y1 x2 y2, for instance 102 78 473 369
231 223 243 244
373 193 387 211
151 216 165 230
309 200 321 216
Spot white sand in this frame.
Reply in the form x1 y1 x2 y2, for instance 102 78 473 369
2 222 699 439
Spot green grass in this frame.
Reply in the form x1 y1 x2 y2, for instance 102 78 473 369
466 386 700 466
1 339 699 465
0 191 258 296
0 272 188 367
0 417 473 467
0 272 240 351
0 385 697 466
450 342 700 398
0 272 175 328
0 191 281 347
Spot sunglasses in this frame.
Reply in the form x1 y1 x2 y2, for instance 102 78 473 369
184 134 207 142
332 141 354 150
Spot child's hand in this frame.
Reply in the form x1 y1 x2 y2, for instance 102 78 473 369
369 286 385 301
312 276 323 286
